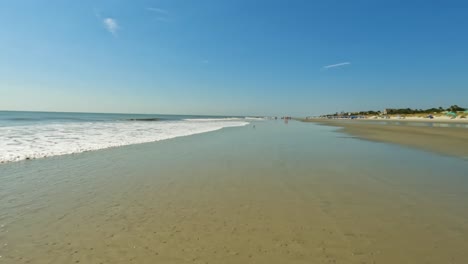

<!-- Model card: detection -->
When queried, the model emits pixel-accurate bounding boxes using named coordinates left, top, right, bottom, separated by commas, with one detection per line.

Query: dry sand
left=301, top=119, right=468, bottom=158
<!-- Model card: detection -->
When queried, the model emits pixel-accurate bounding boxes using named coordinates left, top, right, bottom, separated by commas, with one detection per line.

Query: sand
left=1, top=121, right=467, bottom=264
left=363, top=116, right=468, bottom=123
left=300, top=118, right=468, bottom=158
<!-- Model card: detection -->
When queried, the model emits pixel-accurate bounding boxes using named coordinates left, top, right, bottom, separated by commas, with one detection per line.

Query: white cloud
left=202, top=60, right=209, bottom=64
left=323, top=62, right=351, bottom=69
left=103, top=18, right=119, bottom=35
left=146, top=7, right=169, bottom=14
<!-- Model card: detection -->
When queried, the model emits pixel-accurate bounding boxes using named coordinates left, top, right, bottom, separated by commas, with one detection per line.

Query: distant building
left=383, top=108, right=395, bottom=115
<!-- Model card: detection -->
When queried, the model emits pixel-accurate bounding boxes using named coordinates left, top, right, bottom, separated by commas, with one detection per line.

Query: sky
left=1, top=0, right=467, bottom=116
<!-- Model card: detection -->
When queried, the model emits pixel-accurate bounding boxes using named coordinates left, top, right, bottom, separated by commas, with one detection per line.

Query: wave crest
left=0, top=120, right=249, bottom=163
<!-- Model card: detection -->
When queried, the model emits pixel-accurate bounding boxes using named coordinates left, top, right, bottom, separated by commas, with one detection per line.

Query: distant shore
left=299, top=118, right=468, bottom=159
left=302, top=115, right=468, bottom=123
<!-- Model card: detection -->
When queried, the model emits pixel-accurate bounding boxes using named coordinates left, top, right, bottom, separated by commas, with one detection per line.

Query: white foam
left=0, top=120, right=249, bottom=163
left=184, top=117, right=266, bottom=121
left=183, top=118, right=244, bottom=121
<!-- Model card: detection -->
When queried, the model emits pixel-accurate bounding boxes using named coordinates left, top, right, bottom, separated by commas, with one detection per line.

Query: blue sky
left=1, top=0, right=467, bottom=116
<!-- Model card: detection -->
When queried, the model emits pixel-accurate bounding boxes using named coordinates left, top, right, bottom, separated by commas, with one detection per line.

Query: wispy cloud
left=146, top=7, right=171, bottom=22
left=201, top=60, right=209, bottom=64
left=146, top=7, right=169, bottom=14
left=323, top=62, right=351, bottom=69
left=103, top=18, right=119, bottom=36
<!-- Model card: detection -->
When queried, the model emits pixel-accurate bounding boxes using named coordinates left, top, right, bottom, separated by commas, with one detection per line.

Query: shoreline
left=2, top=120, right=468, bottom=263
left=299, top=118, right=468, bottom=159
left=0, top=117, right=250, bottom=164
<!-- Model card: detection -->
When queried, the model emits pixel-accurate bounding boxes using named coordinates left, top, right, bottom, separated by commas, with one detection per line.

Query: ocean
left=0, top=111, right=258, bottom=163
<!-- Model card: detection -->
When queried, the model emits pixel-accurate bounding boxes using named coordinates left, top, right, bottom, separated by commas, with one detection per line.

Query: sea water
left=0, top=111, right=255, bottom=163
left=0, top=119, right=467, bottom=263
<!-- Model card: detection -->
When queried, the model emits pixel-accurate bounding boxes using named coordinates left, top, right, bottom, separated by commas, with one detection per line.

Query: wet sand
left=300, top=119, right=468, bottom=158
left=1, top=121, right=468, bottom=264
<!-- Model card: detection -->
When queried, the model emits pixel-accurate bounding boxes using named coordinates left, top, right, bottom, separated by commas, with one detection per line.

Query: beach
left=1, top=120, right=468, bottom=264
left=300, top=118, right=468, bottom=159
left=2, top=0, right=468, bottom=262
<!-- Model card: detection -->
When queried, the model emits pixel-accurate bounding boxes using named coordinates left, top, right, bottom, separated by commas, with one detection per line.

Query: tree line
left=325, top=105, right=466, bottom=116
left=385, top=105, right=465, bottom=115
